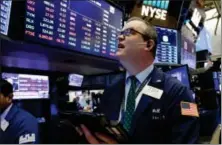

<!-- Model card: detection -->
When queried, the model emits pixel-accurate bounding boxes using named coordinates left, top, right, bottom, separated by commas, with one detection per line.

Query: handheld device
left=69, top=111, right=129, bottom=143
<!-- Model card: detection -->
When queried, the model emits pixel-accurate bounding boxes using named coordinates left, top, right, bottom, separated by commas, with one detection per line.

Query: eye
left=130, top=29, right=137, bottom=35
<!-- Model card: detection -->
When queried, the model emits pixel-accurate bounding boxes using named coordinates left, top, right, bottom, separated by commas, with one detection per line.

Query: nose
left=118, top=34, right=125, bottom=42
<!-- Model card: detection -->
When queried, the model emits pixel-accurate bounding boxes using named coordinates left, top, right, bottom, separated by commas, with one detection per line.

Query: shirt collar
left=126, top=64, right=154, bottom=84
left=0, top=104, right=13, bottom=120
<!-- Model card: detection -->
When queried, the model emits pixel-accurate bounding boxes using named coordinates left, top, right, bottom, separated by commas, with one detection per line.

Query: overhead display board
left=24, top=0, right=123, bottom=59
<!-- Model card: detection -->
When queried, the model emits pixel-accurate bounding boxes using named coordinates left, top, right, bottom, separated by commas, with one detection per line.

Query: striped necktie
left=123, top=76, right=138, bottom=132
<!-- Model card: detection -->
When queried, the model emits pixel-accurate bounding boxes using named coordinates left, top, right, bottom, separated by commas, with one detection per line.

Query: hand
left=80, top=124, right=118, bottom=144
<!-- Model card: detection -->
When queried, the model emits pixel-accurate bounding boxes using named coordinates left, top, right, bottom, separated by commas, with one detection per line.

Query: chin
left=116, top=51, right=122, bottom=58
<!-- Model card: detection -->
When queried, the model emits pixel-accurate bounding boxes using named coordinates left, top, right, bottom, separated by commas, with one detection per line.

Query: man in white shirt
left=79, top=17, right=199, bottom=144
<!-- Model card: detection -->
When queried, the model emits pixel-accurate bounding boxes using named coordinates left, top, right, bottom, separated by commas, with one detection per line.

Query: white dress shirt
left=0, top=104, right=13, bottom=120
left=118, top=64, right=154, bottom=122
left=0, top=104, right=13, bottom=131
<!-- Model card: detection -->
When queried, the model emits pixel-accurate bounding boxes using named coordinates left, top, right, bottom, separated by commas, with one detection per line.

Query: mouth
left=118, top=43, right=125, bottom=49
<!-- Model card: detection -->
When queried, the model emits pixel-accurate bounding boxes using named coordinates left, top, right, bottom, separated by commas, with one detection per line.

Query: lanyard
left=122, top=69, right=154, bottom=112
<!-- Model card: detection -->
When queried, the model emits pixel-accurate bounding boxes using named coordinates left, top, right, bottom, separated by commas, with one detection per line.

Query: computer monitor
left=2, top=73, right=49, bottom=99
left=196, top=28, right=212, bottom=53
left=166, top=65, right=191, bottom=89
left=68, top=74, right=84, bottom=87
left=155, top=26, right=178, bottom=64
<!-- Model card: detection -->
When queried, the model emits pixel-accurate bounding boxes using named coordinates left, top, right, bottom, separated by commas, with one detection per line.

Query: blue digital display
left=166, top=65, right=191, bottom=89
left=0, top=0, right=12, bottom=35
left=24, top=0, right=123, bottom=59
left=155, top=27, right=178, bottom=64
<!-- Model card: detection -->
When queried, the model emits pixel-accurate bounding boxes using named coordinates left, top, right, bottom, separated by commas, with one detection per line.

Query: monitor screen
left=0, top=0, right=12, bottom=35
left=69, top=74, right=84, bottom=87
left=24, top=0, right=123, bottom=59
left=2, top=73, right=49, bottom=99
left=166, top=65, right=191, bottom=89
left=155, top=27, right=178, bottom=64
left=181, top=35, right=196, bottom=69
left=196, top=28, right=212, bottom=53
left=68, top=89, right=104, bottom=112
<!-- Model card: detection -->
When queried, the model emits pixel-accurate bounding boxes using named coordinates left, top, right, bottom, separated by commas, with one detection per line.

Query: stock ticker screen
left=155, top=27, right=178, bottom=64
left=24, top=0, right=123, bottom=59
left=0, top=0, right=12, bottom=35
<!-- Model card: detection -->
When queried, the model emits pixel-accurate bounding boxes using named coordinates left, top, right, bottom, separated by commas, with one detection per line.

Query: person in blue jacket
left=79, top=17, right=199, bottom=144
left=0, top=79, right=39, bottom=144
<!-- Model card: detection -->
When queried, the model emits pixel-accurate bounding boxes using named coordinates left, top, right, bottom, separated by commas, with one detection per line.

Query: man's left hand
left=80, top=124, right=118, bottom=144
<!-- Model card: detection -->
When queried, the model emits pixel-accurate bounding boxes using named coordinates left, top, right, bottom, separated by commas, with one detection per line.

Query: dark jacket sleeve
left=16, top=114, right=39, bottom=144
left=166, top=79, right=199, bottom=143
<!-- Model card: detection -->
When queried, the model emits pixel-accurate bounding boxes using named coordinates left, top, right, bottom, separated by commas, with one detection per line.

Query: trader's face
left=0, top=93, right=12, bottom=109
left=116, top=20, right=147, bottom=62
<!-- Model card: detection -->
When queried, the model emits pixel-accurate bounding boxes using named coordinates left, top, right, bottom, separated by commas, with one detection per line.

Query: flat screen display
left=196, top=27, right=212, bottom=53
left=155, top=27, right=178, bottom=64
left=0, top=0, right=12, bottom=35
left=166, top=65, right=191, bottom=89
left=2, top=73, right=49, bottom=99
left=24, top=0, right=123, bottom=59
left=181, top=35, right=196, bottom=69
left=69, top=74, right=84, bottom=87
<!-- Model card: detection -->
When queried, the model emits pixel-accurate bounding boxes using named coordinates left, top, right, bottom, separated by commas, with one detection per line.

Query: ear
left=8, top=93, right=13, bottom=99
left=144, top=39, right=155, bottom=52
left=7, top=93, right=13, bottom=103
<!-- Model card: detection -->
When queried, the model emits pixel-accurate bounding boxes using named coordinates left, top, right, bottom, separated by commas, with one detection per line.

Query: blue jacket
left=100, top=67, right=199, bottom=143
left=0, top=105, right=39, bottom=144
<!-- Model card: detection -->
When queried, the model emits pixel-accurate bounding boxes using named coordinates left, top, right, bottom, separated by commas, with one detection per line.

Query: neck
left=0, top=104, right=11, bottom=114
left=121, top=59, right=153, bottom=76
left=0, top=106, right=8, bottom=114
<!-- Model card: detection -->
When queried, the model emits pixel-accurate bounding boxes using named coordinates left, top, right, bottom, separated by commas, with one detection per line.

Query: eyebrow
left=125, top=28, right=146, bottom=36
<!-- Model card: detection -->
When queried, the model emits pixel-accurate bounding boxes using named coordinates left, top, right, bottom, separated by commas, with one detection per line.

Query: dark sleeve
left=16, top=116, right=39, bottom=144
left=168, top=86, right=199, bottom=144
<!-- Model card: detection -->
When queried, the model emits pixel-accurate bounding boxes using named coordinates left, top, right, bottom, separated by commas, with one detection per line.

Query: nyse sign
left=141, top=5, right=167, bottom=20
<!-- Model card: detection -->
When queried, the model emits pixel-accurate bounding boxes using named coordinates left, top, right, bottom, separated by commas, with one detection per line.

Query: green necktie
left=123, top=76, right=138, bottom=132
